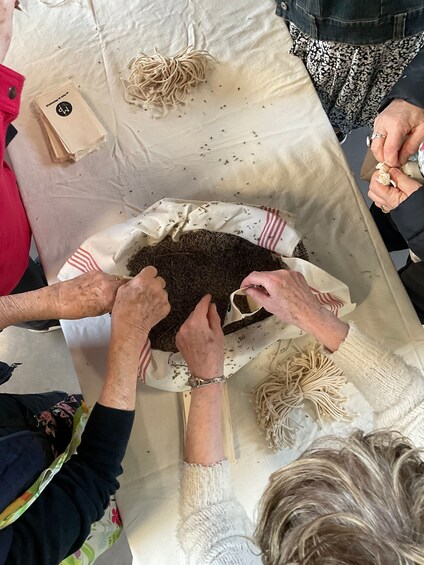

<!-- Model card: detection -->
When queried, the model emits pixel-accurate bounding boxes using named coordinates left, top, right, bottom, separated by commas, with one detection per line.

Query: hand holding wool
left=111, top=266, right=170, bottom=341
left=55, top=271, right=126, bottom=319
left=368, top=168, right=422, bottom=213
left=372, top=99, right=424, bottom=167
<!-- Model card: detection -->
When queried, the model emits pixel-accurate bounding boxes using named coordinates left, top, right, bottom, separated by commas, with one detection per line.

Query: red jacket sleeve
left=0, top=64, right=31, bottom=295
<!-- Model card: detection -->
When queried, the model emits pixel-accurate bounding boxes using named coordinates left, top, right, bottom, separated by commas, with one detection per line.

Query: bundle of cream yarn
left=123, top=46, right=213, bottom=115
left=253, top=343, right=352, bottom=451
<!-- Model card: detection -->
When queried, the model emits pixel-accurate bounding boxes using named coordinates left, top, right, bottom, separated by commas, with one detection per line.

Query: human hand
left=176, top=294, right=224, bottom=380
left=241, top=270, right=323, bottom=330
left=54, top=271, right=125, bottom=319
left=99, top=268, right=169, bottom=410
left=111, top=266, right=170, bottom=342
left=0, top=1, right=15, bottom=64
left=368, top=168, right=422, bottom=213
left=241, top=269, right=349, bottom=351
left=372, top=99, right=424, bottom=167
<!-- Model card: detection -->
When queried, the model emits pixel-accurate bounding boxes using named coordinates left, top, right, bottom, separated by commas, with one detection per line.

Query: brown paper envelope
left=35, top=81, right=107, bottom=157
left=39, top=114, right=69, bottom=162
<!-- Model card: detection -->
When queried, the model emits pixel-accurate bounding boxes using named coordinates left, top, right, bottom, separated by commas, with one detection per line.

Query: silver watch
left=187, top=375, right=226, bottom=388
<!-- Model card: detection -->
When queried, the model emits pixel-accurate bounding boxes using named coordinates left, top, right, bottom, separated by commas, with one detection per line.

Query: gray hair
left=255, top=430, right=424, bottom=564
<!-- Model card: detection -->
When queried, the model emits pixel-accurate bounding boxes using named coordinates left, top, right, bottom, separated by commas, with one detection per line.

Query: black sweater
left=0, top=403, right=134, bottom=565
left=380, top=47, right=424, bottom=112
left=384, top=47, right=424, bottom=318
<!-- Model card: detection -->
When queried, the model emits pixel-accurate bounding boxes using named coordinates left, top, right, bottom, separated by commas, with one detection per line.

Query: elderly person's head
left=255, top=430, right=424, bottom=564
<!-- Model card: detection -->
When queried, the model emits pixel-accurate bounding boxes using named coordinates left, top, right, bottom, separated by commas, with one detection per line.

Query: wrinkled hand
left=0, top=0, right=15, bottom=64
left=176, top=294, right=224, bottom=380
left=241, top=270, right=349, bottom=352
left=372, top=99, right=424, bottom=166
left=111, top=266, right=170, bottom=341
left=368, top=168, right=422, bottom=213
left=241, top=269, right=325, bottom=331
left=55, top=271, right=125, bottom=319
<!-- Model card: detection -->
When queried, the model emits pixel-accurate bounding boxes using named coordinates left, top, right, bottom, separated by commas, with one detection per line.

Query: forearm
left=0, top=285, right=59, bottom=329
left=328, top=324, right=424, bottom=445
left=301, top=307, right=349, bottom=352
left=185, top=384, right=224, bottom=466
left=98, top=325, right=145, bottom=411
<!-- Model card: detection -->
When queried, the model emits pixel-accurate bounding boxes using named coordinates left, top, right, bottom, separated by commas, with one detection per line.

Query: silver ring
left=371, top=132, right=387, bottom=140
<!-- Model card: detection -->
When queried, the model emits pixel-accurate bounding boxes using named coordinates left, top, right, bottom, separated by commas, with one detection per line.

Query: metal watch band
left=187, top=375, right=226, bottom=388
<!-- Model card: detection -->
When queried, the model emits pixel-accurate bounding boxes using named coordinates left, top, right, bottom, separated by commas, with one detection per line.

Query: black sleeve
left=399, top=261, right=424, bottom=322
left=0, top=403, right=134, bottom=565
left=379, top=47, right=424, bottom=112
left=391, top=186, right=424, bottom=261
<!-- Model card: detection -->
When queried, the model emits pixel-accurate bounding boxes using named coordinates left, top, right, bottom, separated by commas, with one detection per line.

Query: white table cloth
left=6, top=0, right=424, bottom=563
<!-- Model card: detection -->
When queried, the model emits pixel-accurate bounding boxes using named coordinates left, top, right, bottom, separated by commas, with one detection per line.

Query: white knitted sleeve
left=179, top=460, right=262, bottom=564
left=329, top=323, right=424, bottom=446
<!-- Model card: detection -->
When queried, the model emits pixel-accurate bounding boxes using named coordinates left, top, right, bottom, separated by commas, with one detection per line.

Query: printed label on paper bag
left=35, top=81, right=107, bottom=156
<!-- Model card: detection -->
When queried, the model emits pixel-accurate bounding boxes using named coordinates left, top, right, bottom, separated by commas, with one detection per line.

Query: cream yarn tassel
left=254, top=343, right=352, bottom=451
left=123, top=46, right=213, bottom=115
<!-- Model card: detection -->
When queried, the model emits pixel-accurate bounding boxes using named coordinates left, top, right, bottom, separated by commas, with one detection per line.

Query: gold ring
left=381, top=204, right=389, bottom=214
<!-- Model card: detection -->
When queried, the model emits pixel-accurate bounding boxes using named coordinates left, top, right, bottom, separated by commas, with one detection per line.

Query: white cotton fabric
left=58, top=198, right=356, bottom=391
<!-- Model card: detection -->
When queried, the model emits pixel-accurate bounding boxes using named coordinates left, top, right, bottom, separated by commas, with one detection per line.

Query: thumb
left=114, top=279, right=127, bottom=291
left=398, top=129, right=424, bottom=165
left=240, top=271, right=269, bottom=289
left=244, top=286, right=270, bottom=310
left=389, top=167, right=422, bottom=196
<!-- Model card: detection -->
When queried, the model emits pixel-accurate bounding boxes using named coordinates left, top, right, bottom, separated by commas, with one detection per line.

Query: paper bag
left=34, top=81, right=107, bottom=162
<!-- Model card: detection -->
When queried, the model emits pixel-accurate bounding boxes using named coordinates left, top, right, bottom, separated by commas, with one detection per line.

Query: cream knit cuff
left=330, top=323, right=421, bottom=411
left=181, top=460, right=231, bottom=518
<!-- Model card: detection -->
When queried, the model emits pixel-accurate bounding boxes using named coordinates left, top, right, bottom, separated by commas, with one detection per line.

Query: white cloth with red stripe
left=58, top=198, right=355, bottom=392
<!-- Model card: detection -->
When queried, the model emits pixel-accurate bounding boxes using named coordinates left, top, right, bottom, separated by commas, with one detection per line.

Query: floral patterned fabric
left=35, top=394, right=83, bottom=456
left=62, top=497, right=123, bottom=565
left=288, top=24, right=424, bottom=135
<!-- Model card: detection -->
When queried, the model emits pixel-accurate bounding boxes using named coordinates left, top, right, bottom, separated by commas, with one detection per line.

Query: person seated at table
left=367, top=48, right=424, bottom=324
left=371, top=47, right=424, bottom=169
left=0, top=0, right=58, bottom=332
left=177, top=269, right=424, bottom=564
left=0, top=268, right=170, bottom=565
left=274, top=0, right=424, bottom=144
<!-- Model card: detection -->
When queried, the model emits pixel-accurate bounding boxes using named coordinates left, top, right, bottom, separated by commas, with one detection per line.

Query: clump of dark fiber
left=127, top=230, right=287, bottom=352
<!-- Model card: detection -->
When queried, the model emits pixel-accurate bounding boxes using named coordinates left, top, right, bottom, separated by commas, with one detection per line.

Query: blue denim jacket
left=275, top=0, right=424, bottom=45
